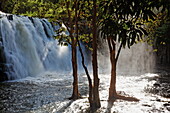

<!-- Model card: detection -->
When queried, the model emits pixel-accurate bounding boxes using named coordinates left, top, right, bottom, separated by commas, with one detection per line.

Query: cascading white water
left=0, top=15, right=43, bottom=79
left=0, top=13, right=75, bottom=80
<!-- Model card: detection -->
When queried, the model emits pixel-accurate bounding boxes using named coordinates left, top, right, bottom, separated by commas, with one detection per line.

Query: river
left=0, top=72, right=170, bottom=113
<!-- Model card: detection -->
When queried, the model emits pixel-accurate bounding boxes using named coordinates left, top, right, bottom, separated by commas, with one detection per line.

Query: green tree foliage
left=98, top=0, right=161, bottom=49
left=0, top=0, right=60, bottom=20
left=54, top=0, right=94, bottom=50
left=147, top=0, right=170, bottom=45
left=0, top=0, right=16, bottom=13
left=155, top=21, right=170, bottom=45
left=146, top=0, right=170, bottom=57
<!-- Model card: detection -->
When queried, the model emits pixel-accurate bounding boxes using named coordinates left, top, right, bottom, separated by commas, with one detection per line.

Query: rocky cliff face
left=0, top=13, right=9, bottom=81
left=0, top=35, right=8, bottom=81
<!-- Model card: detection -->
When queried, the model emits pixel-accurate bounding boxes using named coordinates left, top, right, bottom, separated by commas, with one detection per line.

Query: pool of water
left=0, top=73, right=170, bottom=113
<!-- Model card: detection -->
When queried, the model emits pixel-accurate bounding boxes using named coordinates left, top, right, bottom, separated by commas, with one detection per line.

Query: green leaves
left=99, top=16, right=119, bottom=39
left=98, top=0, right=162, bottom=49
left=0, top=0, right=60, bottom=19
left=155, top=21, right=170, bottom=45
left=2, top=0, right=168, bottom=49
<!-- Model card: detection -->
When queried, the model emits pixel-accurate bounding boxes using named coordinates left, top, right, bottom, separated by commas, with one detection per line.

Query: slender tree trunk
left=77, top=40, right=93, bottom=109
left=92, top=0, right=101, bottom=110
left=74, top=0, right=93, bottom=107
left=107, top=37, right=117, bottom=102
left=71, top=41, right=80, bottom=100
left=116, top=42, right=123, bottom=64
left=66, top=1, right=80, bottom=100
left=78, top=40, right=94, bottom=107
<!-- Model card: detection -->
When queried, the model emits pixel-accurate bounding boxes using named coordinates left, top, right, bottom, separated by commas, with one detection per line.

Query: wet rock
left=145, top=73, right=170, bottom=98
left=167, top=89, right=170, bottom=93
left=163, top=103, right=170, bottom=107
left=0, top=41, right=8, bottom=81
left=0, top=72, right=8, bottom=82
left=156, top=98, right=161, bottom=102
left=7, top=15, right=13, bottom=20
left=28, top=17, right=34, bottom=25
left=153, top=83, right=161, bottom=87
left=166, top=106, right=170, bottom=111
left=142, top=104, right=152, bottom=107
left=0, top=47, right=6, bottom=62
left=41, top=21, right=51, bottom=38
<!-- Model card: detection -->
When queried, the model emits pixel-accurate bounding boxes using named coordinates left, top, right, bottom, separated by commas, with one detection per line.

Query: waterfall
left=0, top=12, right=155, bottom=81
left=0, top=13, right=78, bottom=80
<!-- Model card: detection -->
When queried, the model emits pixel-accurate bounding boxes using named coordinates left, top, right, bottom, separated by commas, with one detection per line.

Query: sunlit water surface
left=0, top=73, right=170, bottom=113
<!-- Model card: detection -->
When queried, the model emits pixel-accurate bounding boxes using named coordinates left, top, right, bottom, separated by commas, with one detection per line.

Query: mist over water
left=98, top=41, right=156, bottom=75
left=117, top=42, right=156, bottom=75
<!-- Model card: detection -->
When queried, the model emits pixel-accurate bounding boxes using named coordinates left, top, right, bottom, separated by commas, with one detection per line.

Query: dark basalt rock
left=142, top=104, right=152, bottom=107
left=7, top=15, right=13, bottom=20
left=0, top=38, right=8, bottom=81
left=153, top=83, right=161, bottom=87
left=145, top=74, right=170, bottom=98
left=0, top=73, right=8, bottom=82
left=28, top=17, right=34, bottom=25
left=163, top=103, right=170, bottom=107
left=42, top=20, right=51, bottom=38
left=0, top=63, right=8, bottom=82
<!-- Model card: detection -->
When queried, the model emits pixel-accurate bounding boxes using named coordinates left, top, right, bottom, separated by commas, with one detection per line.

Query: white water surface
left=1, top=73, right=169, bottom=113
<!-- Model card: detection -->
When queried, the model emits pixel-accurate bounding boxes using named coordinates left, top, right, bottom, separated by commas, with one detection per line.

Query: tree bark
left=92, top=0, right=101, bottom=110
left=74, top=0, right=93, bottom=108
left=71, top=42, right=80, bottom=100
left=107, top=37, right=117, bottom=102
left=66, top=1, right=80, bottom=100
left=78, top=40, right=94, bottom=108
left=77, top=40, right=94, bottom=109
left=116, top=42, right=123, bottom=64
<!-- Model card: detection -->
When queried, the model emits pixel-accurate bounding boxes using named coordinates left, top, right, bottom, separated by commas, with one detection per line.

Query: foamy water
left=0, top=73, right=169, bottom=113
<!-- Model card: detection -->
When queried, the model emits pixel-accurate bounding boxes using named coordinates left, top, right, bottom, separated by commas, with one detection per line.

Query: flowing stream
left=0, top=12, right=170, bottom=113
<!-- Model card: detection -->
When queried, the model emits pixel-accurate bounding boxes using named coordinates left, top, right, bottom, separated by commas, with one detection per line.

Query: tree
left=61, top=0, right=80, bottom=100
left=55, top=0, right=94, bottom=101
left=99, top=0, right=162, bottom=104
left=74, top=0, right=94, bottom=111
left=72, top=0, right=101, bottom=110
left=91, top=0, right=101, bottom=110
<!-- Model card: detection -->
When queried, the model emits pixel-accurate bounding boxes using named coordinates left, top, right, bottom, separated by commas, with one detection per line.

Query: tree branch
left=115, top=41, right=123, bottom=64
